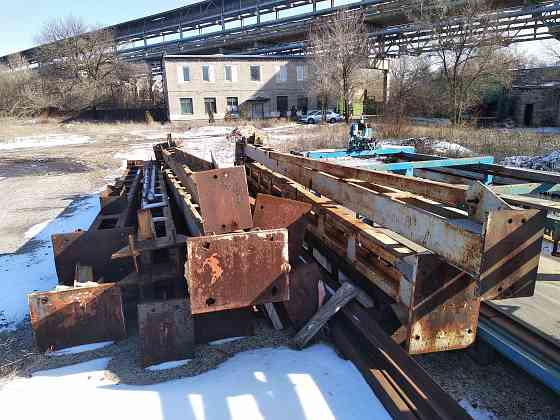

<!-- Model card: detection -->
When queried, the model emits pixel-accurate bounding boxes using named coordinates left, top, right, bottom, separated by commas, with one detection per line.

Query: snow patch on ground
left=459, top=400, right=497, bottom=420
left=0, top=345, right=389, bottom=420
left=501, top=150, right=560, bottom=171
left=0, top=194, right=100, bottom=330
left=145, top=359, right=192, bottom=371
left=23, top=220, right=53, bottom=240
left=209, top=336, right=246, bottom=345
left=431, top=141, right=472, bottom=155
left=47, top=341, right=114, bottom=357
left=0, top=134, right=93, bottom=151
left=179, top=126, right=236, bottom=167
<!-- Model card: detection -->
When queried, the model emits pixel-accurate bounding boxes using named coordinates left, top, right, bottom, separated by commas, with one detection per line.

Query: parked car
left=300, top=110, right=343, bottom=124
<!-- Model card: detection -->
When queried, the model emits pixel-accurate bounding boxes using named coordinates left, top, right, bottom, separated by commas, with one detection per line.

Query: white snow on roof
left=0, top=345, right=391, bottom=420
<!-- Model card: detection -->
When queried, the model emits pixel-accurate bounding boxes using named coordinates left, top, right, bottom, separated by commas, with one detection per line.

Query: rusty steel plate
left=186, top=229, right=290, bottom=314
left=28, top=284, right=126, bottom=352
left=194, top=307, right=254, bottom=344
left=479, top=209, right=545, bottom=300
left=282, top=260, right=324, bottom=329
left=192, top=167, right=253, bottom=234
left=253, top=193, right=312, bottom=230
left=253, top=193, right=312, bottom=260
left=52, top=228, right=135, bottom=286
left=138, top=299, right=195, bottom=368
left=406, top=254, right=479, bottom=354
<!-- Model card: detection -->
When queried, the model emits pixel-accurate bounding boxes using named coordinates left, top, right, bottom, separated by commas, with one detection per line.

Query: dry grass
left=376, top=122, right=560, bottom=160
left=271, top=123, right=348, bottom=152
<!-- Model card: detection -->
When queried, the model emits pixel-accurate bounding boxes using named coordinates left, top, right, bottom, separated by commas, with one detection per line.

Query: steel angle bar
left=299, top=146, right=415, bottom=159
left=240, top=144, right=545, bottom=299
left=246, top=162, right=480, bottom=354
left=160, top=147, right=253, bottom=234
left=356, top=156, right=495, bottom=173
left=28, top=284, right=126, bottom=352
left=185, top=229, right=290, bottom=314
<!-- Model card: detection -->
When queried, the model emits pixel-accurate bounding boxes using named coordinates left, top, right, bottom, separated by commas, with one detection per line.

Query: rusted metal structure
left=28, top=284, right=126, bottom=352
left=237, top=140, right=548, bottom=355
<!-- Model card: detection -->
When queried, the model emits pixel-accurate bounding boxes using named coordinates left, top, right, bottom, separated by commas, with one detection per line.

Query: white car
left=300, top=110, right=343, bottom=124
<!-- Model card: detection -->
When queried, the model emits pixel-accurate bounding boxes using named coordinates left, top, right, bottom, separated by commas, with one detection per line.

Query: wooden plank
left=292, top=282, right=359, bottom=349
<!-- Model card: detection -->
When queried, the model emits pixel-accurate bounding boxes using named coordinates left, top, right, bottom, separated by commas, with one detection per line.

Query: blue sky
left=0, top=1, right=197, bottom=56
left=0, top=1, right=557, bottom=62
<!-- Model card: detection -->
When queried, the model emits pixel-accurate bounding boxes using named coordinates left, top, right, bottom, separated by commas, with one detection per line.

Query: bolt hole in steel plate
left=186, top=229, right=289, bottom=314
left=192, top=167, right=253, bottom=235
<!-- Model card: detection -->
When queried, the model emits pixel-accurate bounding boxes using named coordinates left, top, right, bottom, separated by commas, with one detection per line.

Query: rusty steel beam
left=186, top=229, right=290, bottom=314
left=241, top=144, right=545, bottom=291
left=28, top=284, right=126, bottom=352
left=161, top=147, right=253, bottom=234
left=246, top=162, right=480, bottom=354
left=138, top=299, right=194, bottom=367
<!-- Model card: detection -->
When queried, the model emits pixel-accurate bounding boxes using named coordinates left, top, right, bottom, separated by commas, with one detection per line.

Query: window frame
left=181, top=66, right=190, bottom=82
left=202, top=65, right=210, bottom=82
left=225, top=65, right=233, bottom=82
left=204, top=97, right=217, bottom=114
left=250, top=65, right=261, bottom=82
left=179, top=97, right=194, bottom=115
left=297, top=65, right=305, bottom=81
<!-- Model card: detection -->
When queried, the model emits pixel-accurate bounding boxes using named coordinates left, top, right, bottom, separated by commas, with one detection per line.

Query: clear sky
left=0, top=1, right=198, bottom=56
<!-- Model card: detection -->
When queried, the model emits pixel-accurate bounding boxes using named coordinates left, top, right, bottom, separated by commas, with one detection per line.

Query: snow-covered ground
left=0, top=194, right=100, bottom=329
left=0, top=134, right=93, bottom=150
left=0, top=345, right=390, bottom=420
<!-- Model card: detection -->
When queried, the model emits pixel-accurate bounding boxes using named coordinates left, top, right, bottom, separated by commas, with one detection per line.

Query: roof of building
left=163, top=54, right=306, bottom=61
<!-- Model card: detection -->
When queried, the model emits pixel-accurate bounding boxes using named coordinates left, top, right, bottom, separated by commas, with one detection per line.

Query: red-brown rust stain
left=201, top=253, right=224, bottom=286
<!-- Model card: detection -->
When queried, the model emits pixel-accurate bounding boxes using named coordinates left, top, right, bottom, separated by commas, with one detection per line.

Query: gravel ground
left=416, top=349, right=560, bottom=420
left=1, top=119, right=559, bottom=419
left=0, top=319, right=293, bottom=387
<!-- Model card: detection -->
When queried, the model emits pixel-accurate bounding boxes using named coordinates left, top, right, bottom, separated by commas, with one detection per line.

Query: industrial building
left=163, top=54, right=326, bottom=121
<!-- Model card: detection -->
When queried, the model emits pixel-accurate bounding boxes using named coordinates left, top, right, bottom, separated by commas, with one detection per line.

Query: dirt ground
left=1, top=118, right=559, bottom=419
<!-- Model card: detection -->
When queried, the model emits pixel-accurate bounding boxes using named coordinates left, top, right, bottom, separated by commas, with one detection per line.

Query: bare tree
left=386, top=55, right=433, bottom=122
left=307, top=9, right=373, bottom=122
left=35, top=16, right=125, bottom=111
left=412, top=0, right=519, bottom=124
left=0, top=54, right=45, bottom=116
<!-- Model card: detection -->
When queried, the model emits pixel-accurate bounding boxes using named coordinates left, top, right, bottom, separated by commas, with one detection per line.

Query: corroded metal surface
left=406, top=254, right=479, bottom=354
left=138, top=299, right=195, bottom=367
left=192, top=167, right=253, bottom=234
left=480, top=209, right=545, bottom=300
left=253, top=193, right=312, bottom=260
left=52, top=228, right=135, bottom=286
left=194, top=308, right=254, bottom=344
left=186, top=229, right=290, bottom=314
left=28, top=284, right=126, bottom=352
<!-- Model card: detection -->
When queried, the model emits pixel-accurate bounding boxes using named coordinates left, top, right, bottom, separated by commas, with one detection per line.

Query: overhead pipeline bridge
left=3, top=0, right=560, bottom=69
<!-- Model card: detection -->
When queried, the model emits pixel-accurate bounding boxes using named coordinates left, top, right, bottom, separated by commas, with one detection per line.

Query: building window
left=202, top=65, right=210, bottom=81
left=181, top=66, right=190, bottom=82
left=250, top=65, right=261, bottom=81
left=317, top=95, right=328, bottom=110
left=297, top=96, right=308, bottom=112
left=297, top=65, right=305, bottom=81
left=225, top=65, right=232, bottom=81
left=180, top=98, right=193, bottom=115
left=204, top=97, right=217, bottom=114
left=227, top=97, right=239, bottom=112
left=276, top=65, right=287, bottom=82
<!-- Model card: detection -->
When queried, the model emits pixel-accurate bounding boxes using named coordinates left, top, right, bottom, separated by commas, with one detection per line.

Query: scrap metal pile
left=25, top=131, right=556, bottom=419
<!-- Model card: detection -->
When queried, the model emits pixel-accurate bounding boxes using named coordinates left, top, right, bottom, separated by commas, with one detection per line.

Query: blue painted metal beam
left=477, top=318, right=560, bottom=394
left=301, top=146, right=415, bottom=160
left=356, top=156, right=494, bottom=173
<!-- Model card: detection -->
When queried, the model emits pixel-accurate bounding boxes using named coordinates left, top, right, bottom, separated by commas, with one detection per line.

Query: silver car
left=300, top=110, right=343, bottom=124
